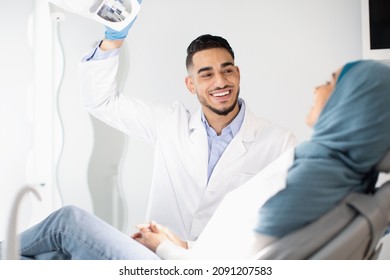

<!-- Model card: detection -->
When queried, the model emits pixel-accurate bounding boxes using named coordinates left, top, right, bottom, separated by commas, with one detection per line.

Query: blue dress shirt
left=202, top=100, right=245, bottom=181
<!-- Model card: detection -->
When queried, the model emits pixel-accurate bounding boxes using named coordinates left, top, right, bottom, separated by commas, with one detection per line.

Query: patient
left=255, top=60, right=390, bottom=239
left=1, top=60, right=389, bottom=260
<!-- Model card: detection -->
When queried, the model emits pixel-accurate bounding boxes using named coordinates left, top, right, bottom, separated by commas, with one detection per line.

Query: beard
left=198, top=88, right=240, bottom=116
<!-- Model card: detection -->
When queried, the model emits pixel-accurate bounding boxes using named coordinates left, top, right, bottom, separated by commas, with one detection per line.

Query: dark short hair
left=186, top=34, right=235, bottom=70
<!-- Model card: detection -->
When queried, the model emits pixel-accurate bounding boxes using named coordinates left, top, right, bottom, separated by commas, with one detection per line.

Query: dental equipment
left=2, top=187, right=41, bottom=260
left=48, top=0, right=141, bottom=31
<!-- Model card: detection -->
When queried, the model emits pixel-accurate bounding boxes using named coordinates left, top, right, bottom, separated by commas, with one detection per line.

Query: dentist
left=79, top=0, right=297, bottom=244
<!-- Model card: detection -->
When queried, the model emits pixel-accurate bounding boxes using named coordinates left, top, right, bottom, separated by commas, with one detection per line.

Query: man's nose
left=214, top=73, right=227, bottom=87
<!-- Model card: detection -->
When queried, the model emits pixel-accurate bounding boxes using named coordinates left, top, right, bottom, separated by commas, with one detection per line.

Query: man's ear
left=185, top=76, right=196, bottom=94
left=236, top=65, right=241, bottom=83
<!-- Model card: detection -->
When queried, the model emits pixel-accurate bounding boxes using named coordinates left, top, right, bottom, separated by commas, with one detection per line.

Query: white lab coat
left=156, top=147, right=295, bottom=259
left=79, top=55, right=297, bottom=240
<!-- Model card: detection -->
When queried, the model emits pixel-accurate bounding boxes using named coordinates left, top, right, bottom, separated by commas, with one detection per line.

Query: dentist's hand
left=104, top=0, right=143, bottom=41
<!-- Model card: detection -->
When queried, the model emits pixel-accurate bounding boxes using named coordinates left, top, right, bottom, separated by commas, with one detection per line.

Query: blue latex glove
left=104, top=0, right=142, bottom=40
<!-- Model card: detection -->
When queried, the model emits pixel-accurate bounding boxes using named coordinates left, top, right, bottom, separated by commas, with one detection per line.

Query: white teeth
left=212, top=91, right=229, bottom=97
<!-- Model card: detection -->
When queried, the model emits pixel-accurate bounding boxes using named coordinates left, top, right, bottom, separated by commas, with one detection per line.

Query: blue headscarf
left=256, top=60, right=390, bottom=237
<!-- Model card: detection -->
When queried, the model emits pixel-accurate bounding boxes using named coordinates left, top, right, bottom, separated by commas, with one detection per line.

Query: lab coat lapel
left=188, top=108, right=208, bottom=188
left=207, top=109, right=256, bottom=189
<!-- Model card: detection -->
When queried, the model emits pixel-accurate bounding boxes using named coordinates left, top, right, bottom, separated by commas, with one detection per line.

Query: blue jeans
left=2, top=205, right=160, bottom=260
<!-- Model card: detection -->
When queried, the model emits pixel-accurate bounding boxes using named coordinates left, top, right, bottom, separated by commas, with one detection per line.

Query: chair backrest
left=255, top=150, right=390, bottom=260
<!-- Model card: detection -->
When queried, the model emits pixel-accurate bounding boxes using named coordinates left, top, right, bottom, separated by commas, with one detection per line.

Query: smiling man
left=79, top=33, right=297, bottom=246
left=185, top=39, right=241, bottom=135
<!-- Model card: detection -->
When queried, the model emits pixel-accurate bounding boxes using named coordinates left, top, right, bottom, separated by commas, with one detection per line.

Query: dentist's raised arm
left=79, top=0, right=171, bottom=145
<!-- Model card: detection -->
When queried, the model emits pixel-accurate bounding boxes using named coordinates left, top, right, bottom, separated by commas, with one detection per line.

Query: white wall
left=0, top=0, right=34, bottom=241
left=0, top=0, right=364, bottom=240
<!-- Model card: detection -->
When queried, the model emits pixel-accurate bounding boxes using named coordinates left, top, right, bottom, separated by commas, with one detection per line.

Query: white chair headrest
left=376, top=150, right=390, bottom=173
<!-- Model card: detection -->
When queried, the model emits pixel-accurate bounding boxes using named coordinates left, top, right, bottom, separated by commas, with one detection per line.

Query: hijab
left=256, top=60, right=390, bottom=237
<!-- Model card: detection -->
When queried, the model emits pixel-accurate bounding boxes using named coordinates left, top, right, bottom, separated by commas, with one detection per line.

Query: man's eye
left=202, top=73, right=213, bottom=78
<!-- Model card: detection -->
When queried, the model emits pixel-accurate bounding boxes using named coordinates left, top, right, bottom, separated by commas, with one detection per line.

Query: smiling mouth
left=210, top=89, right=232, bottom=97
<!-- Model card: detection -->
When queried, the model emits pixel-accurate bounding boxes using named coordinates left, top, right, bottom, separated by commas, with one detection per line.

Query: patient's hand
left=132, top=226, right=168, bottom=252
left=132, top=221, right=188, bottom=251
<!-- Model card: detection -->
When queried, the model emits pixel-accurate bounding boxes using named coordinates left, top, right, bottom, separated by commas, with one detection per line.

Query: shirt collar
left=201, top=98, right=246, bottom=137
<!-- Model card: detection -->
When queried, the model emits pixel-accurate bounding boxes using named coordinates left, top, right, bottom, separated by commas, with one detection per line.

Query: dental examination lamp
left=48, top=0, right=141, bottom=30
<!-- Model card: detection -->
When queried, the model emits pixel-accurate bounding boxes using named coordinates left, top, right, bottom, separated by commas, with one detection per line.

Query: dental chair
left=255, top=150, right=390, bottom=260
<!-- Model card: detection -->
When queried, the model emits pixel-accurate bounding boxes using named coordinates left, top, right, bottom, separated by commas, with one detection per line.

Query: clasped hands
left=131, top=221, right=188, bottom=252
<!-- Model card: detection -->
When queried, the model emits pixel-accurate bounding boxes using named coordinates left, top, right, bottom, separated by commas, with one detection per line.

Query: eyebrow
left=197, top=62, right=235, bottom=75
